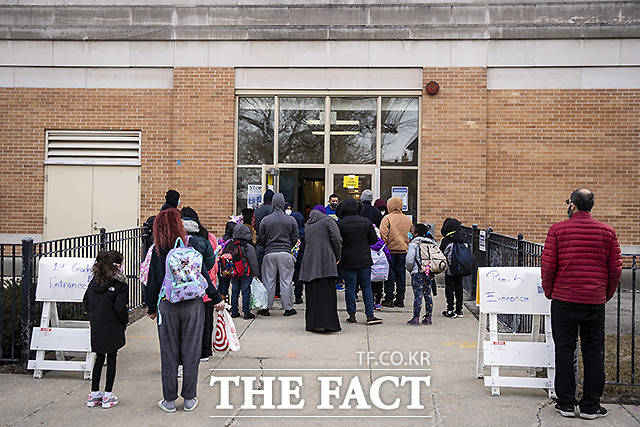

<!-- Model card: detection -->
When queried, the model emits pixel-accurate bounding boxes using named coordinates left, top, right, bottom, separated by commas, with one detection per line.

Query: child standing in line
left=405, top=224, right=437, bottom=326
left=83, top=250, right=129, bottom=409
left=370, top=227, right=391, bottom=310
left=228, top=224, right=259, bottom=319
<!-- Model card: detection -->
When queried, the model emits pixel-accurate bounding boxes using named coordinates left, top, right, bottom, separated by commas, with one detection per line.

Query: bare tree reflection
left=278, top=98, right=324, bottom=164
left=330, top=98, right=377, bottom=164
left=381, top=98, right=418, bottom=166
left=238, top=97, right=274, bottom=165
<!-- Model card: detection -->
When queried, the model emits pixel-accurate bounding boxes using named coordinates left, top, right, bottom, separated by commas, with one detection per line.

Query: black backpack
left=447, top=242, right=474, bottom=276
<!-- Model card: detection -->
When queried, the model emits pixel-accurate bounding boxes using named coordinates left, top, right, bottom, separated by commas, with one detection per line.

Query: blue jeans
left=411, top=272, right=434, bottom=318
left=230, top=275, right=252, bottom=316
left=342, top=267, right=374, bottom=318
left=218, top=275, right=230, bottom=298
left=384, top=253, right=407, bottom=302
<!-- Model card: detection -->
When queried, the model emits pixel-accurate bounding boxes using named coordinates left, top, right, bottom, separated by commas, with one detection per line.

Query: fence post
left=20, top=238, right=33, bottom=368
left=486, top=227, right=493, bottom=267
left=472, top=224, right=479, bottom=296
left=99, top=228, right=107, bottom=251
left=517, top=233, right=524, bottom=267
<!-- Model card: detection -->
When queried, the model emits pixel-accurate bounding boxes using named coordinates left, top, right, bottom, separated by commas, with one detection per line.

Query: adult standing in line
left=325, top=194, right=340, bottom=219
left=257, top=193, right=299, bottom=316
left=254, top=189, right=275, bottom=278
left=374, top=198, right=388, bottom=217
left=336, top=198, right=382, bottom=325
left=143, top=189, right=181, bottom=254
left=180, top=206, right=216, bottom=362
left=300, top=207, right=342, bottom=332
left=146, top=208, right=224, bottom=413
left=358, top=189, right=383, bottom=228
left=380, top=197, right=413, bottom=308
left=541, top=189, right=621, bottom=420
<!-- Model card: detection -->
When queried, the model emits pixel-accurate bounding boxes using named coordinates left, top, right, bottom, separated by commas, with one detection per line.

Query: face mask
left=285, top=209, right=292, bottom=215
left=177, top=198, right=180, bottom=207
left=330, top=203, right=337, bottom=209
left=407, top=232, right=413, bottom=240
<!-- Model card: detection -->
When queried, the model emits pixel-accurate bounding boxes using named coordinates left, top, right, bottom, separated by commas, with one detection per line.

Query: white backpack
left=418, top=241, right=447, bottom=275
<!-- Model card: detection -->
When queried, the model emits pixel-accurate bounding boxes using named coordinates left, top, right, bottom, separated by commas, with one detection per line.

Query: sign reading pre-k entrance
left=35, top=257, right=94, bottom=302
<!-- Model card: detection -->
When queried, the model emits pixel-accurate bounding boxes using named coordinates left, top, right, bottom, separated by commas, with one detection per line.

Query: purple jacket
left=370, top=237, right=391, bottom=262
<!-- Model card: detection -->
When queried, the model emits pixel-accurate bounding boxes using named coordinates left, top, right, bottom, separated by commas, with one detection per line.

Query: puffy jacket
left=83, top=274, right=128, bottom=354
left=337, top=198, right=378, bottom=269
left=406, top=235, right=438, bottom=274
left=541, top=211, right=622, bottom=304
left=380, top=197, right=413, bottom=253
left=233, top=224, right=259, bottom=277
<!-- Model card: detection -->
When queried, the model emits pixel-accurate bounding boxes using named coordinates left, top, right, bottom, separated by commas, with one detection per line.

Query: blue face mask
left=407, top=232, right=413, bottom=240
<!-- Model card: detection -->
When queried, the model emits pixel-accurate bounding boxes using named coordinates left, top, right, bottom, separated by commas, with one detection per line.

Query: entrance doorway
left=278, top=168, right=325, bottom=215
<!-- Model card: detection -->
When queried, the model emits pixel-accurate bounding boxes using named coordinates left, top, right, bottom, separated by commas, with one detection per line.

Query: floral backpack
left=157, top=237, right=207, bottom=324
left=139, top=244, right=154, bottom=286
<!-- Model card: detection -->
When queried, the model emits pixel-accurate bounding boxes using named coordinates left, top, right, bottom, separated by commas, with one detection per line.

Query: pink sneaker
left=87, top=392, right=103, bottom=407
left=101, top=393, right=118, bottom=409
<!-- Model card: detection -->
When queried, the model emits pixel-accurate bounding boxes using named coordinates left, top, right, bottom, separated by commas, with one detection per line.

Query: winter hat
left=263, top=189, right=275, bottom=204
left=313, top=204, right=326, bottom=214
left=361, top=189, right=374, bottom=202
left=165, top=189, right=180, bottom=208
left=374, top=198, right=386, bottom=209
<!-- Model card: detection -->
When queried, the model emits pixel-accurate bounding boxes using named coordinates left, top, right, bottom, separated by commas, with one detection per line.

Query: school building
left=0, top=1, right=638, bottom=245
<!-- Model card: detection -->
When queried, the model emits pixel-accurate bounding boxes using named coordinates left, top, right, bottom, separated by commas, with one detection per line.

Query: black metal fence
left=1, top=227, right=148, bottom=366
left=463, top=224, right=638, bottom=387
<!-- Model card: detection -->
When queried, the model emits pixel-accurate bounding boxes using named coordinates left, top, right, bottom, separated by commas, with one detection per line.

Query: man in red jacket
left=541, top=189, right=622, bottom=420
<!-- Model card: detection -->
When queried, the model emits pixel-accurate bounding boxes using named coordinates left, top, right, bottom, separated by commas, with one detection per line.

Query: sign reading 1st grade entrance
left=35, top=257, right=93, bottom=302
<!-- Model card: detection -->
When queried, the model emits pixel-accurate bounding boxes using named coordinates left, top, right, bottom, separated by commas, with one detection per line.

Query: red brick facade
left=1, top=67, right=638, bottom=244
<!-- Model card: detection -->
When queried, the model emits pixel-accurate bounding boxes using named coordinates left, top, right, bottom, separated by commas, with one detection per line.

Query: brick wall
left=487, top=89, right=640, bottom=244
left=420, top=67, right=488, bottom=231
left=0, top=67, right=235, bottom=237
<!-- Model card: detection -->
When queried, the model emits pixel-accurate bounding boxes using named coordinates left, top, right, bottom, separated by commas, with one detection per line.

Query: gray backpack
left=418, top=241, right=447, bottom=275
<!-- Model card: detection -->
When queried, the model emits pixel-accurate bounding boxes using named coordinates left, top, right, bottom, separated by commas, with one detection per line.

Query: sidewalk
left=1, top=289, right=638, bottom=427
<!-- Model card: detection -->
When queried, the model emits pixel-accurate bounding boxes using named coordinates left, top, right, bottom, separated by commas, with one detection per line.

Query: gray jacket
left=406, top=235, right=438, bottom=274
left=233, top=224, right=259, bottom=277
left=257, top=193, right=299, bottom=255
left=300, top=209, right=342, bottom=282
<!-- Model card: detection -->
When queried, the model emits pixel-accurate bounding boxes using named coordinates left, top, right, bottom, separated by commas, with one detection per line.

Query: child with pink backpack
left=370, top=227, right=391, bottom=311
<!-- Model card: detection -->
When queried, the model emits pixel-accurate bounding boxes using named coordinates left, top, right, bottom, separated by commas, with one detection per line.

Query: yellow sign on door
left=343, top=175, right=359, bottom=189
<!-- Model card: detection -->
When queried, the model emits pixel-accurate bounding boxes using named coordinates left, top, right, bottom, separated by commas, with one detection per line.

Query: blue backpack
left=447, top=242, right=474, bottom=276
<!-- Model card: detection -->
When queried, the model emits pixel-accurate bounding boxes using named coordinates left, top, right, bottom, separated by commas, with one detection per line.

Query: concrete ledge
left=0, top=2, right=638, bottom=40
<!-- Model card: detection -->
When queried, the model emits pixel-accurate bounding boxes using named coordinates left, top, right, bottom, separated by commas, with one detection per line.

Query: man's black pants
left=551, top=299, right=605, bottom=412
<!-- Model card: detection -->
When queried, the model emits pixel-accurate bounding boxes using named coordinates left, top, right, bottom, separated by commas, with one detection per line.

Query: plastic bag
left=213, top=305, right=240, bottom=353
left=249, top=277, right=269, bottom=310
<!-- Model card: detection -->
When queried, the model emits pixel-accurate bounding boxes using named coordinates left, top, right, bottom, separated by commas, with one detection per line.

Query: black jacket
left=300, top=209, right=342, bottom=282
left=83, top=274, right=128, bottom=354
left=183, top=219, right=215, bottom=271
left=439, top=218, right=466, bottom=252
left=359, top=201, right=383, bottom=228
left=337, top=199, right=378, bottom=269
left=233, top=224, right=259, bottom=277
left=146, top=244, right=222, bottom=315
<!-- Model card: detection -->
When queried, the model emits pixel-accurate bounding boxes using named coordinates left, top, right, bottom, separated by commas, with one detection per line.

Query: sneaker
left=101, top=393, right=118, bottom=409
left=346, top=314, right=356, bottom=324
left=336, top=284, right=345, bottom=291
left=294, top=297, right=303, bottom=304
left=442, top=310, right=456, bottom=318
left=275, top=295, right=280, bottom=299
left=200, top=357, right=210, bottom=362
left=87, top=392, right=103, bottom=407
left=283, top=309, right=297, bottom=316
left=394, top=300, right=405, bottom=308
left=230, top=312, right=240, bottom=318
left=184, top=398, right=198, bottom=412
left=258, top=309, right=270, bottom=316
left=422, top=316, right=432, bottom=325
left=374, top=303, right=382, bottom=311
left=366, top=316, right=383, bottom=325
left=579, top=406, right=607, bottom=420
left=455, top=311, right=464, bottom=318
left=554, top=403, right=576, bottom=418
left=243, top=312, right=256, bottom=320
left=407, top=316, right=420, bottom=326
left=382, top=300, right=395, bottom=308
left=158, top=399, right=176, bottom=413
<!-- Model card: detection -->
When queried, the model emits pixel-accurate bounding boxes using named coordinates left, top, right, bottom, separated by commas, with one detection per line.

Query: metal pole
left=20, top=238, right=33, bottom=368
left=517, top=233, right=524, bottom=267
left=99, top=228, right=107, bottom=251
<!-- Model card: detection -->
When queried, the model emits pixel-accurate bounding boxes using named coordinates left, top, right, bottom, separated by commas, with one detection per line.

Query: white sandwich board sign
left=475, top=267, right=555, bottom=398
left=28, top=257, right=95, bottom=379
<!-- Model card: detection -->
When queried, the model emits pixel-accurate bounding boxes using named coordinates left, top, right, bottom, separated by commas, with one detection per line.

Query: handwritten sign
left=35, top=257, right=94, bottom=302
left=478, top=267, right=549, bottom=315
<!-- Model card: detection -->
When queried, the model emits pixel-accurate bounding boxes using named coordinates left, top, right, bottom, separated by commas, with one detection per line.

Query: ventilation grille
left=46, top=130, right=141, bottom=165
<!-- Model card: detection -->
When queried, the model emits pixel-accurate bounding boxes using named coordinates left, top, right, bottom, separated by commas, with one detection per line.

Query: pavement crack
left=8, top=379, right=85, bottom=426
left=536, top=399, right=552, bottom=426
left=622, top=404, right=640, bottom=424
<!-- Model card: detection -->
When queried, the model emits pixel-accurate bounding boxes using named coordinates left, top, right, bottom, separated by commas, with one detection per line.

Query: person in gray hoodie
left=257, top=193, right=299, bottom=316
left=405, top=223, right=437, bottom=326
left=230, top=224, right=259, bottom=320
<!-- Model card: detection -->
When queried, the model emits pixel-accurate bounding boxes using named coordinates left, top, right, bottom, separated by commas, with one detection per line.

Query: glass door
left=328, top=166, right=377, bottom=203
